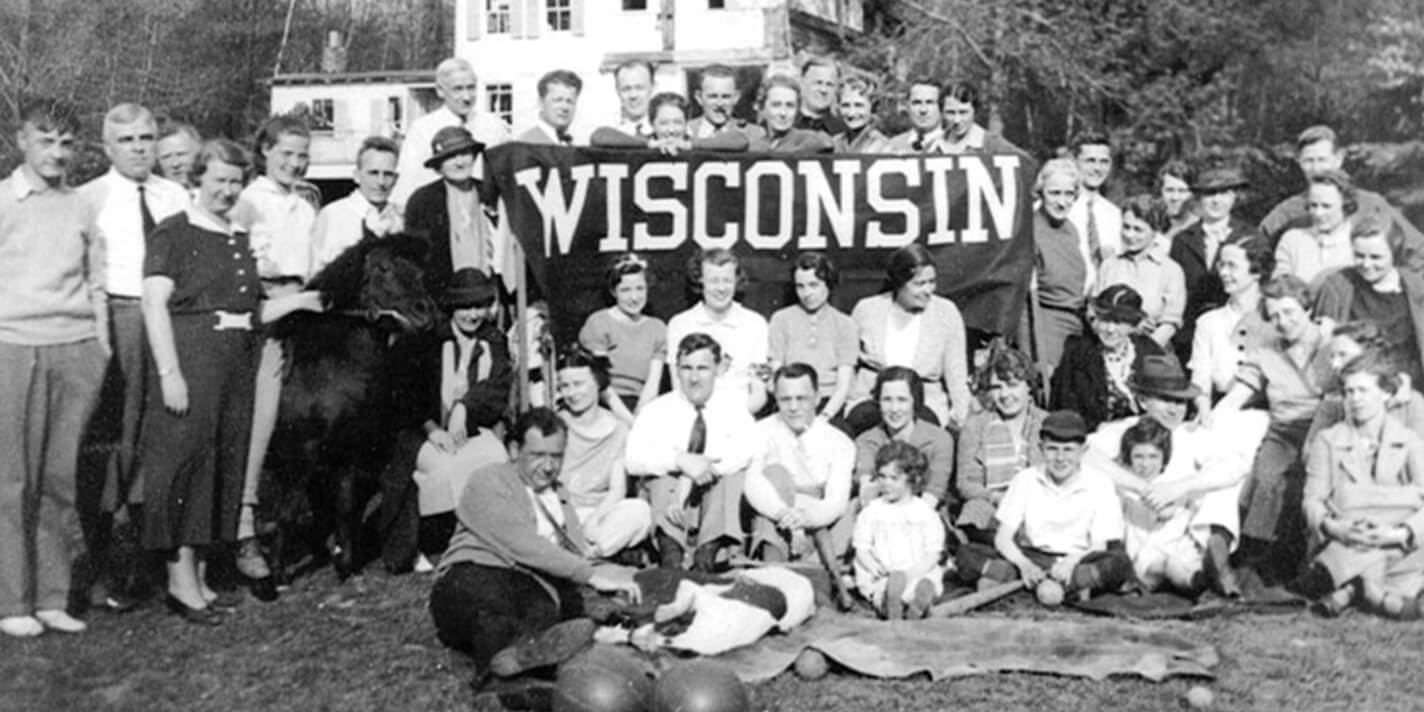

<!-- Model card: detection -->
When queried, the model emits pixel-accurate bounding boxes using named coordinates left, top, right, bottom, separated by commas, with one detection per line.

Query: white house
left=269, top=1, right=862, bottom=187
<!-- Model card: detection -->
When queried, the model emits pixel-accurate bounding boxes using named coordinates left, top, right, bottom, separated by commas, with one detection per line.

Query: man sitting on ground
left=743, top=363, right=856, bottom=608
left=625, top=333, right=759, bottom=573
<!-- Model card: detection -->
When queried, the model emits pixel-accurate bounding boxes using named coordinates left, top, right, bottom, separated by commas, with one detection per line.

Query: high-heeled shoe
left=165, top=594, right=223, bottom=626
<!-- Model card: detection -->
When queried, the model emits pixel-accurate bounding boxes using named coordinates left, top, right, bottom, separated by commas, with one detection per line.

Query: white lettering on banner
left=962, top=155, right=1021, bottom=245
left=693, top=161, right=741, bottom=249
left=744, top=161, right=795, bottom=250
left=798, top=159, right=860, bottom=249
left=597, top=163, right=629, bottom=252
left=632, top=161, right=687, bottom=250
left=865, top=158, right=920, bottom=249
left=923, top=156, right=957, bottom=245
left=514, top=155, right=1021, bottom=256
left=514, top=164, right=596, bottom=256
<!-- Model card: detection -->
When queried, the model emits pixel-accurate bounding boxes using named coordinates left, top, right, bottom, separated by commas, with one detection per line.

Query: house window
left=487, top=0, right=512, bottom=34
left=623, top=0, right=647, bottom=9
left=310, top=98, right=335, bottom=131
left=708, top=0, right=724, bottom=8
left=487, top=83, right=514, bottom=125
left=387, top=97, right=403, bottom=131
left=547, top=0, right=572, bottom=31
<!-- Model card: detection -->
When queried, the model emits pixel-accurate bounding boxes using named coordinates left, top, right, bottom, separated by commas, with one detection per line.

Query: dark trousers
left=956, top=542, right=1134, bottom=594
left=429, top=562, right=585, bottom=672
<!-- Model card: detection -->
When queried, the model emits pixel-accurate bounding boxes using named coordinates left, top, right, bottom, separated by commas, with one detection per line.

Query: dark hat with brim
left=442, top=267, right=497, bottom=308
left=1193, top=166, right=1248, bottom=193
left=424, top=126, right=485, bottom=169
left=1091, top=283, right=1147, bottom=325
left=1129, top=354, right=1202, bottom=401
left=1041, top=410, right=1089, bottom=442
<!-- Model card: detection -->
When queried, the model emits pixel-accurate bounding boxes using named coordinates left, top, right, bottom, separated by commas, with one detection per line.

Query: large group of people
left=5, top=51, right=1424, bottom=707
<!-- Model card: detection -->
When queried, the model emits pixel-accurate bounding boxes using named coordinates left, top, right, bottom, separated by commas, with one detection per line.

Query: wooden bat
left=931, top=580, right=1026, bottom=617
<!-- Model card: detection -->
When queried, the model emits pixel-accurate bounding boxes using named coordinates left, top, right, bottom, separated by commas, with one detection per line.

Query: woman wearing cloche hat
left=1050, top=284, right=1167, bottom=431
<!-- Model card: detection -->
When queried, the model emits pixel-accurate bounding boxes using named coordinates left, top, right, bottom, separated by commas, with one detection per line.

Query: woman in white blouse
left=847, top=244, right=971, bottom=431
left=1273, top=170, right=1357, bottom=284
left=1189, top=232, right=1276, bottom=415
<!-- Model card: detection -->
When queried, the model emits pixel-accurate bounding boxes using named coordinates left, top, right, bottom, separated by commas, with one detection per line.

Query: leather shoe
left=248, top=577, right=279, bottom=603
left=207, top=589, right=244, bottom=611
left=165, top=595, right=223, bottom=626
left=489, top=618, right=595, bottom=677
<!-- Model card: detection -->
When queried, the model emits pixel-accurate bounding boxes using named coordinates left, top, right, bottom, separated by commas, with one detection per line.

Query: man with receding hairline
left=79, top=103, right=190, bottom=611
left=392, top=57, right=512, bottom=206
left=612, top=60, right=654, bottom=137
left=795, top=57, right=846, bottom=136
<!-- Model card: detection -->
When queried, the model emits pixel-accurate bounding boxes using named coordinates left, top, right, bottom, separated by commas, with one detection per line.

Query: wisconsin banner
left=483, top=144, right=1035, bottom=345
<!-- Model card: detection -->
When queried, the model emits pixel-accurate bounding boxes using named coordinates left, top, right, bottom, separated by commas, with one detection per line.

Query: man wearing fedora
left=1259, top=125, right=1424, bottom=257
left=954, top=410, right=1134, bottom=602
left=1169, top=163, right=1257, bottom=366
left=405, top=126, right=490, bottom=301
left=1085, top=354, right=1267, bottom=597
left=310, top=136, right=404, bottom=274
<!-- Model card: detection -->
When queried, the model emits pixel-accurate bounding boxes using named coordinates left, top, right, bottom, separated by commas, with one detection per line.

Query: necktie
left=138, top=184, right=156, bottom=238
left=557, top=132, right=572, bottom=146
left=1085, top=194, right=1103, bottom=266
left=687, top=406, right=706, bottom=455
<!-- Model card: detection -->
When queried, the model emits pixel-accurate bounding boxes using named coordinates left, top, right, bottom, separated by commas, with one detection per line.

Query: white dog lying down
left=595, top=566, right=816, bottom=656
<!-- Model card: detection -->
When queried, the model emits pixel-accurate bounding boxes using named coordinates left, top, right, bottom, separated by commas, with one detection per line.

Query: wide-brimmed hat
left=442, top=267, right=497, bottom=308
left=1193, top=166, right=1247, bottom=193
left=424, top=126, right=485, bottom=169
left=1091, top=284, right=1146, bottom=325
left=1041, top=410, right=1088, bottom=443
left=1129, top=354, right=1202, bottom=401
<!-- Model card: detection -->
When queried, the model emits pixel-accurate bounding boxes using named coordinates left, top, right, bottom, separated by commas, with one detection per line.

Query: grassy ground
left=3, top=568, right=1422, bottom=712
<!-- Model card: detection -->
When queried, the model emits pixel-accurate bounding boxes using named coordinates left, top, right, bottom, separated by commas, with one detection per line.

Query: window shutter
left=467, top=0, right=483, bottom=39
left=370, top=98, right=386, bottom=135
left=333, top=99, right=350, bottom=135
left=525, top=0, right=542, bottom=38
left=572, top=0, right=585, bottom=35
left=510, top=0, right=525, bottom=38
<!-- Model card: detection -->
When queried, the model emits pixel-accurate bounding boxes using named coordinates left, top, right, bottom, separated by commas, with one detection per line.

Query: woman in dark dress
left=1051, top=284, right=1165, bottom=431
left=139, top=139, right=323, bottom=623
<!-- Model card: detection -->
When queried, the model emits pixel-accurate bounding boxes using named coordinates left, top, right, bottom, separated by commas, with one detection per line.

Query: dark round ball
left=554, top=647, right=653, bottom=712
left=652, top=661, right=750, bottom=712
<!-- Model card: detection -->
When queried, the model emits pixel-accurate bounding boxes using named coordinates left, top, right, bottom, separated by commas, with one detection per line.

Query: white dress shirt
left=392, top=105, right=513, bottom=206
left=81, top=169, right=190, bottom=297
left=743, top=416, right=854, bottom=529
left=310, top=189, right=404, bottom=274
left=623, top=388, right=757, bottom=479
left=1067, top=191, right=1123, bottom=291
left=232, top=176, right=318, bottom=281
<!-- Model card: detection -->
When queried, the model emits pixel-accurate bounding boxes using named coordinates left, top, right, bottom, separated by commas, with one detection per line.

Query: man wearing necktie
left=1067, top=131, right=1122, bottom=287
left=77, top=103, right=190, bottom=612
left=625, top=334, right=759, bottom=572
left=888, top=80, right=944, bottom=154
left=516, top=70, right=583, bottom=146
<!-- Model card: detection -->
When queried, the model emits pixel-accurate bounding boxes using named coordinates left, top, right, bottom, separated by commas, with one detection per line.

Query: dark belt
left=108, top=294, right=142, bottom=303
left=261, top=276, right=304, bottom=288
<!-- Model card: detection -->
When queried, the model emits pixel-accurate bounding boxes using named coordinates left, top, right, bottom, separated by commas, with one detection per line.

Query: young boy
left=852, top=441, right=946, bottom=620
left=977, top=410, right=1133, bottom=602
left=1116, top=417, right=1238, bottom=595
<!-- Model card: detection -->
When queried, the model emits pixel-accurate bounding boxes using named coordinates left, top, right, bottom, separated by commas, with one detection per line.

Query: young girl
left=590, top=92, right=748, bottom=154
left=1095, top=195, right=1186, bottom=348
left=1116, top=417, right=1237, bottom=595
left=853, top=441, right=945, bottom=620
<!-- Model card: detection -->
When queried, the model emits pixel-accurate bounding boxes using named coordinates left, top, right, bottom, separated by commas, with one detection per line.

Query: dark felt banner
left=482, top=143, right=1035, bottom=346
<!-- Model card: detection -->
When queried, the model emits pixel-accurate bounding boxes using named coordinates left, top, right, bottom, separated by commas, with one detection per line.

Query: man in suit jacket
left=1169, top=166, right=1256, bottom=366
left=687, top=64, right=750, bottom=140
left=517, top=70, right=583, bottom=146
left=887, top=79, right=944, bottom=153
left=405, top=126, right=489, bottom=299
